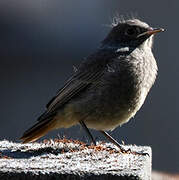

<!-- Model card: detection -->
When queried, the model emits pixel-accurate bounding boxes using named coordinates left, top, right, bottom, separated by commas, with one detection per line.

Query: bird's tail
left=20, top=118, right=57, bottom=143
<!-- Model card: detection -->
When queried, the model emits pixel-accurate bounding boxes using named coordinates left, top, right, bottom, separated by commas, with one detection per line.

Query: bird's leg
left=99, top=130, right=126, bottom=152
left=79, top=120, right=96, bottom=146
left=100, top=130, right=148, bottom=155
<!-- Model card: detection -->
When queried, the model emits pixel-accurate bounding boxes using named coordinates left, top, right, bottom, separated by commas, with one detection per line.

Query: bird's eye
left=125, top=27, right=140, bottom=37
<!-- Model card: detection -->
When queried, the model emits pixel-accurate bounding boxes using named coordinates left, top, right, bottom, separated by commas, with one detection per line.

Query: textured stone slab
left=0, top=139, right=151, bottom=180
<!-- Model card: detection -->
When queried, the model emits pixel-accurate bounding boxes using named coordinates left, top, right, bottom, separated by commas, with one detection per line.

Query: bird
left=20, top=17, right=164, bottom=152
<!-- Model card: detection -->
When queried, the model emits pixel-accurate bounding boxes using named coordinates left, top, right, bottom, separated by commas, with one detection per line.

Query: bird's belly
left=82, top=87, right=149, bottom=131
left=84, top=109, right=135, bottom=131
left=59, top=85, right=148, bottom=131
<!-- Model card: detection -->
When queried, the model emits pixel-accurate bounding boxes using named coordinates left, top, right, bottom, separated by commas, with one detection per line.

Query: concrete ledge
left=0, top=139, right=151, bottom=180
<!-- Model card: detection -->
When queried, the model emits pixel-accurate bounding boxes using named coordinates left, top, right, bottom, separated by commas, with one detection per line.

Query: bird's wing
left=37, top=54, right=110, bottom=122
left=47, top=68, right=104, bottom=111
left=37, top=48, right=128, bottom=122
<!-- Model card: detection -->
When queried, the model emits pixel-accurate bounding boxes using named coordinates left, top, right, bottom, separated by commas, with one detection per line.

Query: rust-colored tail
left=20, top=118, right=56, bottom=143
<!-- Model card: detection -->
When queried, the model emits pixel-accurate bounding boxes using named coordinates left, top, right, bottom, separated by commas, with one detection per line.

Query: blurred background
left=0, top=0, right=177, bottom=173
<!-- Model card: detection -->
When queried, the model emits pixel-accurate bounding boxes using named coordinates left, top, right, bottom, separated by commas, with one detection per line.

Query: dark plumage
left=20, top=18, right=164, bottom=147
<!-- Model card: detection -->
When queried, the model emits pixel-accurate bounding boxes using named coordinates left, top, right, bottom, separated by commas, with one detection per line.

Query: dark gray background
left=0, top=0, right=177, bottom=173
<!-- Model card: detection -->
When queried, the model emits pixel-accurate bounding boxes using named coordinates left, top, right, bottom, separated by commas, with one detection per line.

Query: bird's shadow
left=0, top=146, right=69, bottom=159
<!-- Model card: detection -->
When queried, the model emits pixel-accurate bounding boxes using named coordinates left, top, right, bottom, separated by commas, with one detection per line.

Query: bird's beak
left=146, top=28, right=165, bottom=35
left=137, top=28, right=164, bottom=38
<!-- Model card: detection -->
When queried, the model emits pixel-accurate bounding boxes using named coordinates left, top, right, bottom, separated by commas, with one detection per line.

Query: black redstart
left=20, top=17, right=164, bottom=152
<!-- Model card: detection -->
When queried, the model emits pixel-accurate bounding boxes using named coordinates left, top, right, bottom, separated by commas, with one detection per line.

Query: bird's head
left=101, top=18, right=164, bottom=51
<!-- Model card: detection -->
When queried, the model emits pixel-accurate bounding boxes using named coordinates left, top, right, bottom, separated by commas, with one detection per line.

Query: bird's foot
left=119, top=147, right=149, bottom=156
